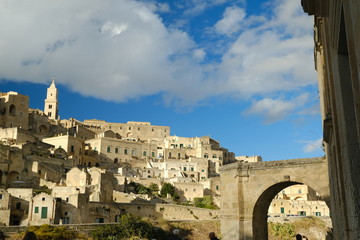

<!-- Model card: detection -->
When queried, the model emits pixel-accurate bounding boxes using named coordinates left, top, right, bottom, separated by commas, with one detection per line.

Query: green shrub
left=91, top=214, right=167, bottom=240
left=268, top=222, right=295, bottom=240
left=26, top=224, right=77, bottom=240
left=193, top=196, right=218, bottom=209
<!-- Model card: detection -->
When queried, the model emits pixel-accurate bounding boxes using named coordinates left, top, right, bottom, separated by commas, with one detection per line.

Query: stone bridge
left=219, top=157, right=330, bottom=240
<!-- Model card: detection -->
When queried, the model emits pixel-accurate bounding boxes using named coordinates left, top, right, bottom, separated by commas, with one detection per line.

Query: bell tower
left=44, top=76, right=59, bottom=120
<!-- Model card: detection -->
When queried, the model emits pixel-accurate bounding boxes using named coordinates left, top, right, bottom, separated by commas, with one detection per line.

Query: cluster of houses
left=0, top=80, right=328, bottom=226
left=0, top=81, right=244, bottom=226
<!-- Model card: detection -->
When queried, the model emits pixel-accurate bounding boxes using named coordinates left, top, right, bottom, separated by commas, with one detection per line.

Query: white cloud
left=100, top=22, right=128, bottom=36
left=193, top=48, right=206, bottom=61
left=303, top=138, right=323, bottom=153
left=244, top=93, right=309, bottom=124
left=214, top=6, right=245, bottom=35
left=0, top=0, right=317, bottom=112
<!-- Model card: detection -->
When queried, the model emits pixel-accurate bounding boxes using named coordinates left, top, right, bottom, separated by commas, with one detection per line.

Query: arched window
left=9, top=104, right=16, bottom=116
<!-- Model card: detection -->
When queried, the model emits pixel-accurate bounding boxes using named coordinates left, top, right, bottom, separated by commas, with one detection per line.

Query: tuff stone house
left=0, top=91, right=29, bottom=130
left=268, top=185, right=330, bottom=217
left=0, top=189, right=10, bottom=226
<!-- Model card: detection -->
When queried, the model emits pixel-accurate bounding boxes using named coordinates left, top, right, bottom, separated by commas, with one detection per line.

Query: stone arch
left=252, top=181, right=330, bottom=239
left=38, top=125, right=48, bottom=135
left=9, top=104, right=16, bottom=116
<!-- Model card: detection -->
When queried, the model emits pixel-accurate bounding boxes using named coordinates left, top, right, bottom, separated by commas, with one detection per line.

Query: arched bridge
left=219, top=157, right=330, bottom=240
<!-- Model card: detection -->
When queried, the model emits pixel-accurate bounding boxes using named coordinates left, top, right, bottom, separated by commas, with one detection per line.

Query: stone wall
left=118, top=203, right=219, bottom=221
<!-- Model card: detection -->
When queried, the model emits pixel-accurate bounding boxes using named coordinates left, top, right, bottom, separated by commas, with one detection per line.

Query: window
left=0, top=194, right=2, bottom=199
left=190, top=167, right=194, bottom=171
left=219, top=157, right=223, bottom=160
left=169, top=152, right=172, bottom=158
left=152, top=128, right=154, bottom=131
left=204, top=154, right=208, bottom=158
left=216, top=185, right=219, bottom=190
left=152, top=152, right=155, bottom=157
left=115, top=148, right=119, bottom=154
left=138, top=127, right=140, bottom=130
left=315, top=212, right=321, bottom=216
left=212, top=155, right=217, bottom=158
left=66, top=197, right=69, bottom=202
left=70, top=145, right=75, bottom=153
left=129, top=127, right=131, bottom=130
left=298, top=190, right=302, bottom=194
left=124, top=149, right=128, bottom=155
left=178, top=153, right=181, bottom=158
left=48, top=112, right=52, bottom=117
left=131, top=149, right=136, bottom=156
left=107, top=146, right=111, bottom=153
left=34, top=207, right=39, bottom=213
left=49, top=104, right=52, bottom=109
left=280, top=207, right=285, bottom=214
left=42, top=197, right=45, bottom=201
left=95, top=218, right=104, bottom=223
left=143, top=151, right=147, bottom=156
left=183, top=167, right=187, bottom=171
left=41, top=207, right=48, bottom=219
left=63, top=217, right=70, bottom=224
left=201, top=169, right=204, bottom=172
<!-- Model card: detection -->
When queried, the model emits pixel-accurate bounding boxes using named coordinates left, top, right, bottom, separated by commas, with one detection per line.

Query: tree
left=149, top=183, right=159, bottom=194
left=160, top=182, right=175, bottom=198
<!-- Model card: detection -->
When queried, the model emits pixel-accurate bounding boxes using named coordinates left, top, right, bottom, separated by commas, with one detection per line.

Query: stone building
left=268, top=185, right=330, bottom=217
left=302, top=0, right=360, bottom=238
left=28, top=192, right=59, bottom=225
left=42, top=135, right=85, bottom=167
left=6, top=188, right=33, bottom=225
left=173, top=182, right=204, bottom=202
left=0, top=91, right=29, bottom=130
left=61, top=119, right=170, bottom=141
left=85, top=136, right=157, bottom=164
left=0, top=189, right=11, bottom=226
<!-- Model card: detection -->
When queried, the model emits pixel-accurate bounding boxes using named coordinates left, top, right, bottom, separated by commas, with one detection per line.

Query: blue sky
left=0, top=0, right=324, bottom=160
